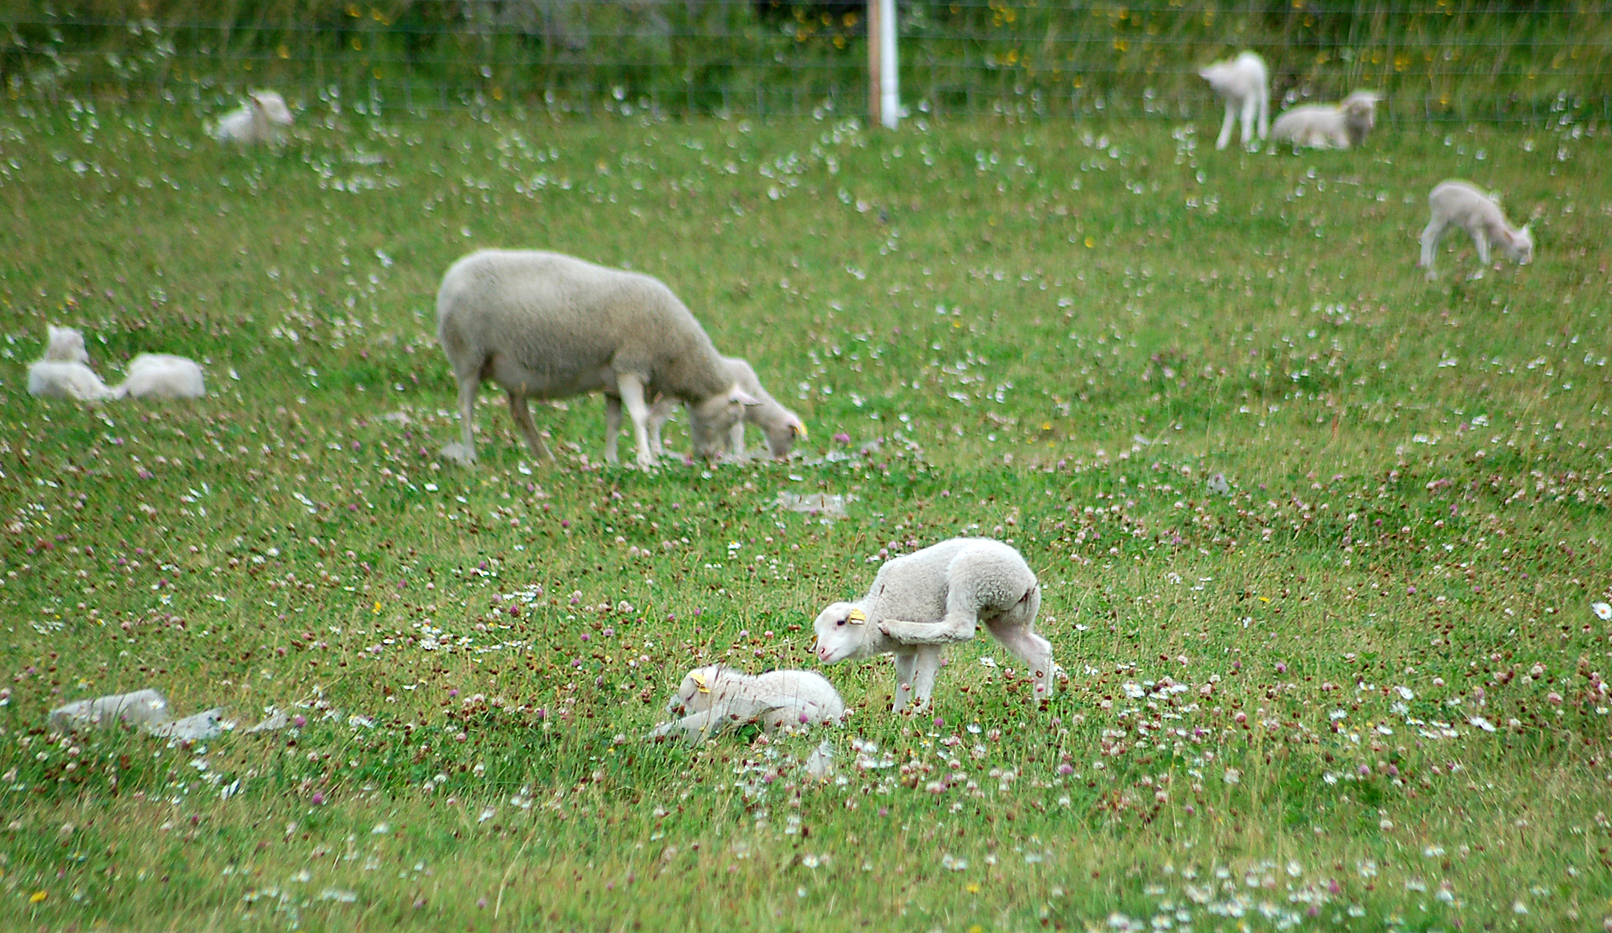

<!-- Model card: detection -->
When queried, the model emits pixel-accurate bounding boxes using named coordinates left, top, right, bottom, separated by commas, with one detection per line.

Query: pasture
left=2, top=96, right=1611, bottom=931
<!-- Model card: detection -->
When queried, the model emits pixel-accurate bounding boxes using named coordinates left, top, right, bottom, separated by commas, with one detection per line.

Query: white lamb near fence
left=435, top=249, right=755, bottom=469
left=26, top=325, right=114, bottom=401
left=1200, top=51, right=1269, bottom=150
left=116, top=353, right=207, bottom=400
left=812, top=537, right=1054, bottom=711
left=648, top=665, right=846, bottom=743
left=211, top=90, right=295, bottom=146
left=1418, top=181, right=1534, bottom=280
left=635, top=356, right=806, bottom=461
left=1271, top=91, right=1381, bottom=149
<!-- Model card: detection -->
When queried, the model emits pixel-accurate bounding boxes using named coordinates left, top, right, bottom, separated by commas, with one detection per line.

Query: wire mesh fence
left=4, top=2, right=1610, bottom=123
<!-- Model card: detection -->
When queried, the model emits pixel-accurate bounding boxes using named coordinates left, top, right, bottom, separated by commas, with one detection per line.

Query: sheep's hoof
left=439, top=442, right=477, bottom=467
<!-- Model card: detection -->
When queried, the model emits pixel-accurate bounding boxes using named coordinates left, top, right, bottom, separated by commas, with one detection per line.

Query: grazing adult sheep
left=648, top=665, right=846, bottom=743
left=435, top=249, right=754, bottom=469
left=1418, top=181, right=1534, bottom=279
left=116, top=353, right=207, bottom=400
left=1271, top=91, right=1381, bottom=149
left=633, top=356, right=806, bottom=462
left=813, top=538, right=1054, bottom=711
left=211, top=90, right=295, bottom=146
left=1200, top=51, right=1269, bottom=150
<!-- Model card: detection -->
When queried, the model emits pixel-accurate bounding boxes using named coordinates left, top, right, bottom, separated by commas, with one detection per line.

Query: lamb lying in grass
left=648, top=665, right=845, bottom=742
left=435, top=249, right=756, bottom=469
left=1200, top=51, right=1269, bottom=150
left=1271, top=91, right=1381, bottom=149
left=212, top=90, right=295, bottom=146
left=1418, top=181, right=1534, bottom=279
left=813, top=537, right=1053, bottom=711
left=629, top=356, right=806, bottom=461
left=26, top=325, right=115, bottom=401
left=116, top=353, right=207, bottom=400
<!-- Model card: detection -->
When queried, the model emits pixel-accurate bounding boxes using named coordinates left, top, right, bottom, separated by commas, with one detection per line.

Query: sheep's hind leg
left=604, top=395, right=623, bottom=464
left=1418, top=219, right=1447, bottom=278
left=507, top=392, right=554, bottom=462
left=1215, top=102, right=1237, bottom=150
left=440, top=375, right=481, bottom=466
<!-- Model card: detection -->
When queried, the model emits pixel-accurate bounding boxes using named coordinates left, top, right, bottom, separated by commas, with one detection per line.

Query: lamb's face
left=762, top=418, right=806, bottom=460
left=251, top=92, right=295, bottom=126
left=1506, top=226, right=1535, bottom=264
left=45, top=326, right=90, bottom=365
left=668, top=666, right=720, bottom=714
left=813, top=602, right=870, bottom=663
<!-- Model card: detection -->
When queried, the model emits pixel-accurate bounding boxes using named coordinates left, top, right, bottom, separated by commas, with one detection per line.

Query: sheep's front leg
left=507, top=392, right=554, bottom=462
left=648, top=708, right=724, bottom=743
left=1215, top=101, right=1237, bottom=150
left=892, top=650, right=918, bottom=710
left=603, top=394, right=623, bottom=464
left=909, top=646, right=943, bottom=710
left=1418, top=220, right=1447, bottom=277
left=440, top=376, right=481, bottom=465
left=614, top=373, right=657, bottom=469
left=728, top=420, right=749, bottom=461
left=1238, top=94, right=1260, bottom=146
left=1473, top=228, right=1492, bottom=267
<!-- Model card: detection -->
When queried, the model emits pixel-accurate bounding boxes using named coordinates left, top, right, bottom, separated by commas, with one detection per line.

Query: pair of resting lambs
left=649, top=538, right=1056, bottom=742
left=25, top=326, right=206, bottom=402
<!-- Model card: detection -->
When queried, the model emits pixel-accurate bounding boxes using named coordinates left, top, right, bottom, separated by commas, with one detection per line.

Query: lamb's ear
left=691, top=672, right=710, bottom=694
left=733, top=388, right=761, bottom=407
left=847, top=608, right=867, bottom=625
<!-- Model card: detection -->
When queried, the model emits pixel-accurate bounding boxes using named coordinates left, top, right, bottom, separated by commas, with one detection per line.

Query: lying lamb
left=813, top=537, right=1054, bottom=711
left=1271, top=91, right=1381, bottom=149
left=435, top=249, right=756, bottom=469
left=1200, top=51, right=1269, bottom=150
left=116, top=353, right=207, bottom=400
left=1418, top=181, right=1534, bottom=279
left=26, top=325, right=114, bottom=401
left=648, top=665, right=846, bottom=743
left=211, top=90, right=295, bottom=146
left=632, top=355, right=806, bottom=461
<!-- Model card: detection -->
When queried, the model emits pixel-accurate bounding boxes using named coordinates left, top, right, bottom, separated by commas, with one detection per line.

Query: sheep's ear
left=847, top=608, right=867, bottom=625
left=691, top=673, right=710, bottom=694
left=733, top=388, right=761, bottom=407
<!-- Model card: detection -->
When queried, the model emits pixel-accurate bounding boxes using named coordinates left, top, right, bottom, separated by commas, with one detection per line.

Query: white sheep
left=435, top=249, right=754, bottom=469
left=116, top=353, right=207, bottom=400
left=43, top=325, right=91, bottom=364
left=1200, top=51, right=1269, bottom=150
left=632, top=356, right=806, bottom=462
left=1271, top=91, right=1381, bottom=149
left=813, top=537, right=1054, bottom=711
left=648, top=665, right=846, bottom=743
left=211, top=90, right=295, bottom=146
left=1418, top=181, right=1534, bottom=279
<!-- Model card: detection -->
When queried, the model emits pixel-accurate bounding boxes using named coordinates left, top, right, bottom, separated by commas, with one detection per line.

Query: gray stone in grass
left=49, top=689, right=173, bottom=733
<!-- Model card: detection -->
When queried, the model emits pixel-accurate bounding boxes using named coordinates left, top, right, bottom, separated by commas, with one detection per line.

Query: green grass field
left=2, top=97, right=1611, bottom=931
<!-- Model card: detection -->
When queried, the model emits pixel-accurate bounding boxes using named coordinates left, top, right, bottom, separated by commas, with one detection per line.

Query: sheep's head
left=762, top=414, right=807, bottom=460
left=1505, top=225, right=1535, bottom=265
left=687, top=384, right=757, bottom=460
left=668, top=665, right=723, bottom=715
left=250, top=91, right=295, bottom=127
left=44, top=325, right=89, bottom=365
left=813, top=603, right=873, bottom=664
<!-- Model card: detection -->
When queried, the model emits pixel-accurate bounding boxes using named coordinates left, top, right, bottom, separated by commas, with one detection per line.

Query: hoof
left=440, top=442, right=477, bottom=466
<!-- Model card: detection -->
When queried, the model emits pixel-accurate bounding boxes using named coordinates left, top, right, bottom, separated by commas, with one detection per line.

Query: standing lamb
left=116, top=353, right=207, bottom=400
left=26, top=325, right=114, bottom=401
left=1418, top=181, right=1534, bottom=279
left=434, top=249, right=755, bottom=469
left=211, top=90, right=295, bottom=146
left=812, top=538, right=1054, bottom=711
left=1200, top=51, right=1269, bottom=150
left=648, top=665, right=846, bottom=743
left=1271, top=91, right=1381, bottom=149
left=631, top=355, right=806, bottom=462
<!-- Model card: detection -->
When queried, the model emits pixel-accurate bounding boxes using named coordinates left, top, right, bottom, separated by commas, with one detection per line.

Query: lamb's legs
left=604, top=394, right=623, bottom=464
left=506, top=392, right=554, bottom=462
left=893, top=650, right=918, bottom=710
left=1473, top=228, right=1492, bottom=266
left=728, top=420, right=748, bottom=460
left=1418, top=219, right=1448, bottom=278
left=908, top=646, right=943, bottom=710
left=646, top=397, right=676, bottom=458
left=1239, top=94, right=1260, bottom=145
left=440, top=375, right=481, bottom=465
left=614, top=372, right=657, bottom=469
left=648, top=708, right=724, bottom=743
left=1216, top=101, right=1237, bottom=150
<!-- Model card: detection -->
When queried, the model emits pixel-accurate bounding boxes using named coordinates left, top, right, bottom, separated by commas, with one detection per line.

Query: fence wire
left=4, top=2, right=1609, bottom=123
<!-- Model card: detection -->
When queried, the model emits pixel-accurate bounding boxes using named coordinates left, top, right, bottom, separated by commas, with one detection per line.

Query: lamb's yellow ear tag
left=847, top=608, right=867, bottom=624
left=691, top=673, right=710, bottom=694
left=792, top=422, right=808, bottom=438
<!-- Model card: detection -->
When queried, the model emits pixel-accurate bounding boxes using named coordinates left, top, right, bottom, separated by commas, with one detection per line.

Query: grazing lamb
left=1418, top=181, right=1534, bottom=279
left=435, top=249, right=755, bottom=469
left=1200, top=51, right=1269, bottom=150
left=116, top=353, right=207, bottom=400
left=813, top=537, right=1054, bottom=711
left=1271, top=91, right=1381, bottom=149
left=211, top=90, right=295, bottom=146
left=43, top=325, right=91, bottom=364
left=633, top=355, right=806, bottom=461
left=648, top=665, right=846, bottom=743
